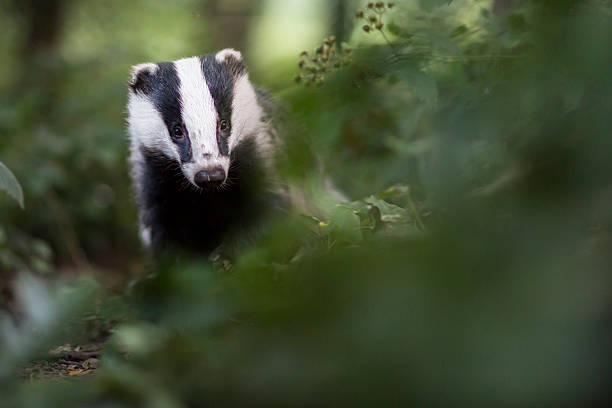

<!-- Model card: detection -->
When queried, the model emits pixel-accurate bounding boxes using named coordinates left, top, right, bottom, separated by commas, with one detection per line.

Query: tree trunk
left=331, top=0, right=351, bottom=43
left=203, top=0, right=258, bottom=53
left=11, top=0, right=68, bottom=58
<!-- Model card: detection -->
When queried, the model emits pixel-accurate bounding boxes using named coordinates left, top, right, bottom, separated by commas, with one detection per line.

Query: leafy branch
left=294, top=36, right=353, bottom=86
left=356, top=2, right=397, bottom=53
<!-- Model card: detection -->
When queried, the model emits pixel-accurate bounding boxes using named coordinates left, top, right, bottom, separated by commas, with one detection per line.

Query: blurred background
left=1, top=0, right=611, bottom=407
left=0, top=0, right=355, bottom=280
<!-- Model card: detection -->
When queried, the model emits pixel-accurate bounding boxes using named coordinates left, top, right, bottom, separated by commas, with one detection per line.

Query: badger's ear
left=215, top=48, right=245, bottom=77
left=128, top=63, right=158, bottom=94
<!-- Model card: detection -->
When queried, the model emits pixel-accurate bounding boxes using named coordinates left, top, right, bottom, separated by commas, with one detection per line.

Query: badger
left=127, top=49, right=288, bottom=258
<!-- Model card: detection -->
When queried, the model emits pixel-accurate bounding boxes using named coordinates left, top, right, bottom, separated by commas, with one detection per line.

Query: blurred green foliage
left=0, top=160, right=24, bottom=209
left=1, top=0, right=612, bottom=407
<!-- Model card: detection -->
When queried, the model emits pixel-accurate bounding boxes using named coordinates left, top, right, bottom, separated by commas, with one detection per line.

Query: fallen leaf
left=83, top=358, right=99, bottom=369
left=68, top=369, right=91, bottom=376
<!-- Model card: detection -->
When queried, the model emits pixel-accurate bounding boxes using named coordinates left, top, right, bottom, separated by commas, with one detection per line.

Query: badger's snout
left=194, top=167, right=226, bottom=188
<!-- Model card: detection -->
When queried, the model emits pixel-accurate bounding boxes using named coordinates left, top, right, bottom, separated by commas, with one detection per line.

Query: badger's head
left=127, top=49, right=263, bottom=188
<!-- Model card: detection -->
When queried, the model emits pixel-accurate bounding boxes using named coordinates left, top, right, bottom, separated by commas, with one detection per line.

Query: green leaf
left=0, top=160, right=24, bottom=209
left=299, top=214, right=323, bottom=227
left=341, top=195, right=419, bottom=240
left=329, top=205, right=363, bottom=244
left=375, top=184, right=411, bottom=201
left=340, top=201, right=382, bottom=239
left=363, top=197, right=410, bottom=225
left=452, top=24, right=468, bottom=38
left=387, top=22, right=414, bottom=39
left=363, top=196, right=418, bottom=238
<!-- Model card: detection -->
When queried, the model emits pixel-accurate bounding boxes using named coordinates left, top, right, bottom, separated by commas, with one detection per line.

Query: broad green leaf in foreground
left=0, top=160, right=24, bottom=209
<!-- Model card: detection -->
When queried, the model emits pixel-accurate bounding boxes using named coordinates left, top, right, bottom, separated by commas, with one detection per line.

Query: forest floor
left=20, top=343, right=103, bottom=380
left=13, top=263, right=135, bottom=380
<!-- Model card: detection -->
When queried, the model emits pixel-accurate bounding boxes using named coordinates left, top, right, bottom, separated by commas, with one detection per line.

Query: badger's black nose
left=194, top=167, right=226, bottom=188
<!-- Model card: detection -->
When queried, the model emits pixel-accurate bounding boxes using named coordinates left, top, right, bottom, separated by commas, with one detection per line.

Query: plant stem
left=379, top=29, right=400, bottom=58
left=406, top=192, right=426, bottom=231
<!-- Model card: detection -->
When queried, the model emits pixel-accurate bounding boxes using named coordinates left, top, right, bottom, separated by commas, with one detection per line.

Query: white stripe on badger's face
left=174, top=57, right=230, bottom=182
left=230, top=73, right=264, bottom=153
left=127, top=91, right=179, bottom=163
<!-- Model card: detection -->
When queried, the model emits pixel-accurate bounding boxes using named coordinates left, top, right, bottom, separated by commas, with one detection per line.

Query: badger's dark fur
left=127, top=49, right=286, bottom=257
left=138, top=138, right=283, bottom=255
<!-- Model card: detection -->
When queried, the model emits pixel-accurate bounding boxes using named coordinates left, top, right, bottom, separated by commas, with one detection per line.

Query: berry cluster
left=294, top=36, right=353, bottom=86
left=356, top=2, right=395, bottom=33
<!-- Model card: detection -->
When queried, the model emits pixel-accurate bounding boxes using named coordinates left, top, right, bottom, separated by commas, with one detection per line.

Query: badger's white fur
left=215, top=48, right=243, bottom=64
left=174, top=57, right=225, bottom=179
left=127, top=49, right=284, bottom=256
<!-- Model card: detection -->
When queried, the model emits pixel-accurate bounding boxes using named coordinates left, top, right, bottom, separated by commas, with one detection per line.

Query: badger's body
left=127, top=49, right=286, bottom=256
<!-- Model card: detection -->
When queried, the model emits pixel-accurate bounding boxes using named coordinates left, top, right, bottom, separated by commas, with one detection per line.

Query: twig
left=379, top=29, right=400, bottom=58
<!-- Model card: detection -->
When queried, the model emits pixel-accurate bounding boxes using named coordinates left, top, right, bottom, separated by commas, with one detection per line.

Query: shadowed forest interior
left=1, top=1, right=611, bottom=407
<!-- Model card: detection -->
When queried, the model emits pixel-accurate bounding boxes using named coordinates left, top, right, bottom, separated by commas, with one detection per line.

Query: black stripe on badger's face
left=200, top=55, right=235, bottom=157
left=150, top=62, right=193, bottom=163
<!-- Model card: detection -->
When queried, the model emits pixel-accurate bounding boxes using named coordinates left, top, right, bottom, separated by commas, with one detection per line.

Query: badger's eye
left=172, top=125, right=185, bottom=140
left=219, top=120, right=230, bottom=132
